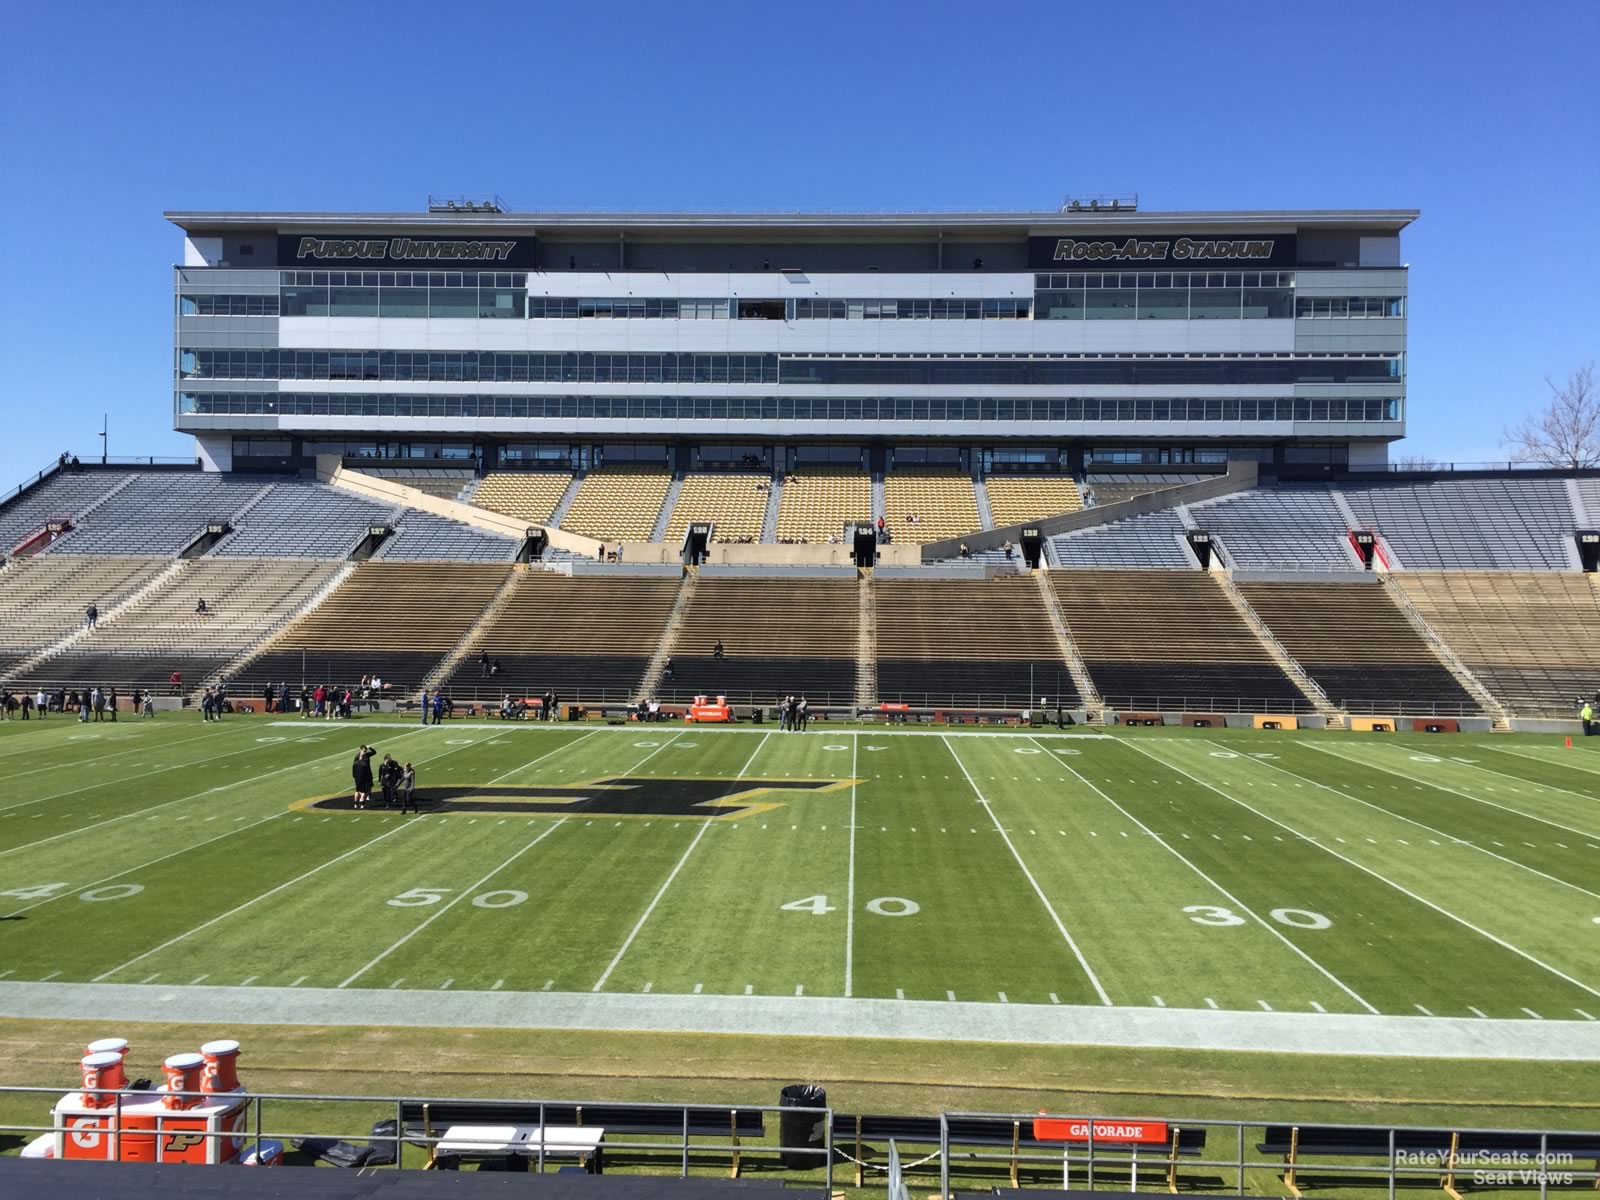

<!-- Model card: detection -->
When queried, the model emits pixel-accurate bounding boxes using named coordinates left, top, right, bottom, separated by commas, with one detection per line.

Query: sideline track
left=0, top=981, right=1594, bottom=1061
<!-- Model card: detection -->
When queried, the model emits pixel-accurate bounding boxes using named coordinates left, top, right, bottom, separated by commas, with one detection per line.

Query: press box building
left=166, top=202, right=1414, bottom=477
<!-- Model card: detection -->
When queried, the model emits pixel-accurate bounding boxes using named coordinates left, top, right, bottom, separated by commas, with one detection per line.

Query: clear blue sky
left=1, top=0, right=1594, bottom=485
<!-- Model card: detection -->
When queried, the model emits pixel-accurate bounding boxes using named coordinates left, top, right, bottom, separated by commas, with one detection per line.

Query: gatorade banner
left=1033, top=1118, right=1169, bottom=1144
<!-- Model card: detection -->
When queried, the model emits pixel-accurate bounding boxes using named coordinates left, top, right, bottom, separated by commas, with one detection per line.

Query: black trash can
left=778, top=1083, right=827, bottom=1169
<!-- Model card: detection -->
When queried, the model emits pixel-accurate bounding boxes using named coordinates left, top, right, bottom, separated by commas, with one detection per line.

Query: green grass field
left=1, top=714, right=1597, bottom=1026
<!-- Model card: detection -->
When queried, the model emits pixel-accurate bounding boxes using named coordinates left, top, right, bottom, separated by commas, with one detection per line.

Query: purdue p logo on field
left=299, top=776, right=853, bottom=820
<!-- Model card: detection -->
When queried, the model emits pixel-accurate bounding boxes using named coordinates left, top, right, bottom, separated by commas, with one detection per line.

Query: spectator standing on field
left=91, top=687, right=105, bottom=722
left=400, top=761, right=417, bottom=813
left=1583, top=698, right=1595, bottom=737
left=107, top=687, right=118, bottom=721
left=35, top=689, right=47, bottom=720
left=420, top=688, right=430, bottom=725
left=379, top=754, right=399, bottom=808
left=264, top=682, right=275, bottom=713
left=142, top=689, right=155, bottom=718
left=432, top=691, right=446, bottom=725
left=19, top=691, right=31, bottom=721
left=352, top=746, right=374, bottom=808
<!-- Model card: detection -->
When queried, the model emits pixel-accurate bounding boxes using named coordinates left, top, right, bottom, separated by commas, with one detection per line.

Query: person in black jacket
left=378, top=754, right=399, bottom=808
left=352, top=746, right=375, bottom=808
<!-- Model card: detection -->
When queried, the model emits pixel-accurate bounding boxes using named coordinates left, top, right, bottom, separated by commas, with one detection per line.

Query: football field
left=1, top=715, right=1598, bottom=1050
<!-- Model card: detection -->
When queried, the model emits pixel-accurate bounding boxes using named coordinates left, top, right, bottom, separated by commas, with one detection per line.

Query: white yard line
left=1306, top=743, right=1600, bottom=841
left=846, top=733, right=858, bottom=999
left=269, top=720, right=1114, bottom=741
left=339, top=819, right=569, bottom=988
left=0, top=730, right=437, bottom=858
left=1234, top=752, right=1600, bottom=902
left=0, top=736, right=324, bottom=815
left=1490, top=745, right=1600, bottom=778
left=1035, top=738, right=1377, bottom=1015
left=591, top=822, right=711, bottom=992
left=587, top=731, right=769, bottom=994
left=0, top=728, right=222, bottom=781
left=1125, top=739, right=1600, bottom=1003
left=941, top=735, right=1111, bottom=1007
left=2, top=812, right=287, bottom=918
left=91, top=818, right=423, bottom=982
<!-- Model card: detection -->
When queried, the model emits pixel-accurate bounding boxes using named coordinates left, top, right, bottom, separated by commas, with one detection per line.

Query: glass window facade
left=1295, top=296, right=1405, bottom=318
left=179, top=392, right=1402, bottom=424
left=278, top=271, right=527, bottom=319
left=180, top=349, right=1401, bottom=387
left=181, top=294, right=280, bottom=317
left=1034, top=271, right=1295, bottom=320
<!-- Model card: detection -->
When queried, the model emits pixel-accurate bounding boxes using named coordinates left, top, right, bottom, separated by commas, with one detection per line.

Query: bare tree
left=1395, top=453, right=1442, bottom=471
left=1502, top=364, right=1599, bottom=468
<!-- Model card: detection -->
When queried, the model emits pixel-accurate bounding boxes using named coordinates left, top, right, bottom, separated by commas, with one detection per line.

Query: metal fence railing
left=2, top=1086, right=1594, bottom=1198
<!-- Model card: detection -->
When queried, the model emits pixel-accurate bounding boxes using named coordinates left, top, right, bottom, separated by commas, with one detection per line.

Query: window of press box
left=231, top=437, right=293, bottom=458
left=596, top=443, right=671, bottom=466
left=890, top=445, right=965, bottom=467
left=737, top=300, right=787, bottom=320
left=791, top=445, right=864, bottom=466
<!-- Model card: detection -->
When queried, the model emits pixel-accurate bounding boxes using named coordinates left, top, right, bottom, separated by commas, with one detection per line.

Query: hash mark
left=140, top=973, right=160, bottom=984
left=998, top=991, right=1009, bottom=1003
left=1205, top=998, right=1218, bottom=1009
left=1415, top=1003, right=1433, bottom=1016
left=1258, top=1000, right=1272, bottom=1011
left=240, top=975, right=258, bottom=987
left=389, top=979, right=406, bottom=989
left=1521, top=1007, right=1542, bottom=1019
left=795, top=984, right=804, bottom=996
left=744, top=984, right=754, bottom=996
left=542, top=979, right=554, bottom=991
left=439, top=979, right=453, bottom=990
left=1048, top=992, right=1061, bottom=1004
left=189, top=974, right=208, bottom=986
left=1310, top=1001, right=1326, bottom=1013
left=1576, top=1009, right=1596, bottom=1021
left=1153, top=996, right=1166, bottom=1007
left=289, top=976, right=306, bottom=987
left=642, top=982, right=653, bottom=993
left=895, top=988, right=905, bottom=1000
left=693, top=983, right=703, bottom=994
left=947, top=990, right=957, bottom=1002
left=1468, top=1006, right=1488, bottom=1018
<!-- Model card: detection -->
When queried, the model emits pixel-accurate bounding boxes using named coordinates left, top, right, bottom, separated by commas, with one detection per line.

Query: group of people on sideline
left=0, top=686, right=156, bottom=720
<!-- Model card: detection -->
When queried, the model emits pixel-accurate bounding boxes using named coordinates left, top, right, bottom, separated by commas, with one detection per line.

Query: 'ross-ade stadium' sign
left=1029, top=233, right=1295, bottom=269
left=277, top=234, right=537, bottom=268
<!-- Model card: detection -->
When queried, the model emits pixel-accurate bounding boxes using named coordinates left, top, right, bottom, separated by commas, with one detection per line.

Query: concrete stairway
left=634, top=570, right=697, bottom=701
left=651, top=476, right=685, bottom=543
left=760, top=475, right=784, bottom=543
left=854, top=570, right=876, bottom=708
left=1032, top=570, right=1100, bottom=712
left=548, top=475, right=583, bottom=528
left=973, top=476, right=995, bottom=530
left=1214, top=571, right=1343, bottom=722
left=424, top=565, right=527, bottom=691
left=1380, top=574, right=1511, bottom=728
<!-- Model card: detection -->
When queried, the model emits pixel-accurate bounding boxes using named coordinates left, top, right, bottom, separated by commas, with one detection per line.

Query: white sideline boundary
left=0, top=981, right=1595, bottom=1061
left=267, top=721, right=1115, bottom=740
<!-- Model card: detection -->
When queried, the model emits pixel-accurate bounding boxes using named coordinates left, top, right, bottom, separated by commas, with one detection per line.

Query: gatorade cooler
left=85, top=1037, right=129, bottom=1061
left=162, top=1053, right=205, bottom=1110
left=78, top=1052, right=126, bottom=1108
left=199, top=1040, right=242, bottom=1093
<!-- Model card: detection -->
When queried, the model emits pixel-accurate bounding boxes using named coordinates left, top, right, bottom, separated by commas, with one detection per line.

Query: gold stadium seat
left=559, top=468, right=673, bottom=542
left=775, top=468, right=871, bottom=544
left=985, top=476, right=1083, bottom=527
left=472, top=472, right=573, bottom=524
left=883, top=468, right=980, bottom=544
left=664, top=473, right=768, bottom=544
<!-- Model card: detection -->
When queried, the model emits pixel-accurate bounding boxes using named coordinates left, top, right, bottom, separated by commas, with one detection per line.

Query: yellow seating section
left=985, top=476, right=1083, bottom=527
left=558, top=468, right=673, bottom=543
left=472, top=472, right=573, bottom=524
left=663, top=473, right=769, bottom=545
left=775, top=469, right=871, bottom=544
left=1392, top=571, right=1600, bottom=713
left=275, top=563, right=511, bottom=653
left=882, top=469, right=981, bottom=544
